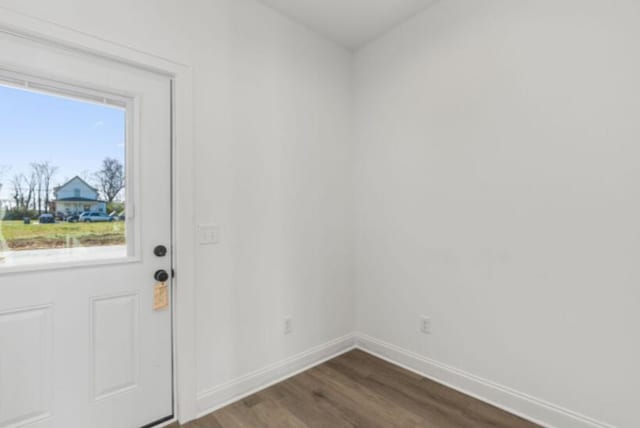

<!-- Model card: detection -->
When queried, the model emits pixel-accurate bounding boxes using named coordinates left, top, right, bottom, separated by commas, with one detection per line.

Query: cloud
left=93, top=120, right=104, bottom=128
left=116, top=141, right=125, bottom=147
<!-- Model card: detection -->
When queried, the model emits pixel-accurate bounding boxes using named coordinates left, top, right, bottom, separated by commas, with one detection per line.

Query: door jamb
left=0, top=7, right=199, bottom=424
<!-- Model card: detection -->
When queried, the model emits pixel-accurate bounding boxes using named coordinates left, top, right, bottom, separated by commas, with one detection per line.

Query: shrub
left=2, top=208, right=38, bottom=221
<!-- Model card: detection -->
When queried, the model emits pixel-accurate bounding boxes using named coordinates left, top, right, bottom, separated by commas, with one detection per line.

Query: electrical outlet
left=284, top=316, right=293, bottom=335
left=420, top=316, right=431, bottom=334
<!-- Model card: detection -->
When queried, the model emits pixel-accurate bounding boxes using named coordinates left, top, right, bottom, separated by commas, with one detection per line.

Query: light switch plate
left=198, top=224, right=219, bottom=245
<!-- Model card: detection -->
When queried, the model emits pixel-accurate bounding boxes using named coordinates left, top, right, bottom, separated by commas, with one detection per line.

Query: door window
left=0, top=79, right=131, bottom=268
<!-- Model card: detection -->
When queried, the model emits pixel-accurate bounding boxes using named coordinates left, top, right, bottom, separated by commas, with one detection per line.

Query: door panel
left=0, top=30, right=172, bottom=428
left=0, top=305, right=52, bottom=427
left=91, top=293, right=139, bottom=400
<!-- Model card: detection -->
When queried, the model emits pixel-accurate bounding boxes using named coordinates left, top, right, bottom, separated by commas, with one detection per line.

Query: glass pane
left=0, top=83, right=128, bottom=268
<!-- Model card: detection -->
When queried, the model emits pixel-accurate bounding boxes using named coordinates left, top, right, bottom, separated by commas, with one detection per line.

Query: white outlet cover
left=420, top=316, right=431, bottom=334
left=284, top=316, right=293, bottom=335
left=198, top=224, right=219, bottom=245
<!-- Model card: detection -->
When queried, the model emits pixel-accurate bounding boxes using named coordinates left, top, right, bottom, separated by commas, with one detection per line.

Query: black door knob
left=154, top=269, right=169, bottom=282
left=154, top=245, right=168, bottom=257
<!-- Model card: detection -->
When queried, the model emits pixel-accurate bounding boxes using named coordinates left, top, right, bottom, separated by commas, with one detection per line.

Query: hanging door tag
left=153, top=282, right=169, bottom=310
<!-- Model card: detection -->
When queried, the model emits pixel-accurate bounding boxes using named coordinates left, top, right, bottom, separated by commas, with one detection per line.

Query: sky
left=0, top=84, right=125, bottom=201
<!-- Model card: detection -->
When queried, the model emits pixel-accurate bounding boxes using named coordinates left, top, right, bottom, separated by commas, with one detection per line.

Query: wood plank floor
left=174, top=350, right=540, bottom=428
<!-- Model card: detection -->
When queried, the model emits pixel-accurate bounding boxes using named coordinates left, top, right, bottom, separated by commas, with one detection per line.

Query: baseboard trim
left=354, top=332, right=615, bottom=428
left=195, top=331, right=615, bottom=428
left=196, top=333, right=356, bottom=417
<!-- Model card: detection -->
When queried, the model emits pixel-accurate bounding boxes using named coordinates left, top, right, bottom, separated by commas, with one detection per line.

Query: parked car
left=38, top=213, right=55, bottom=224
left=110, top=210, right=126, bottom=221
left=66, top=214, right=80, bottom=223
left=79, top=212, right=114, bottom=222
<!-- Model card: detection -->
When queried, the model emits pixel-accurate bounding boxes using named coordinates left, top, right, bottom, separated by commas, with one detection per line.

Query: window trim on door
left=0, top=67, right=142, bottom=275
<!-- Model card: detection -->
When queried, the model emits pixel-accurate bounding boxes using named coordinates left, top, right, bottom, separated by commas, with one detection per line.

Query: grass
left=0, top=220, right=126, bottom=251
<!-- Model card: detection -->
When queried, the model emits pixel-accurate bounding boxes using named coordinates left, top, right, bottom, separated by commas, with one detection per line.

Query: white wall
left=0, top=0, right=354, bottom=418
left=354, top=1, right=640, bottom=427
left=196, top=0, right=355, bottom=399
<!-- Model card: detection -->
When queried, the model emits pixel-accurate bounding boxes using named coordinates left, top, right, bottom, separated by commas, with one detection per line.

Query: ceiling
left=255, top=0, right=438, bottom=50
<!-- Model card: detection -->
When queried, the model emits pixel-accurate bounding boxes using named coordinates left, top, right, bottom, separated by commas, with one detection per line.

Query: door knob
left=154, top=269, right=169, bottom=282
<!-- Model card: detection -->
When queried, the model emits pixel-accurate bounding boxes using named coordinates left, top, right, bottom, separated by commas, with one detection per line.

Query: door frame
left=0, top=7, right=199, bottom=425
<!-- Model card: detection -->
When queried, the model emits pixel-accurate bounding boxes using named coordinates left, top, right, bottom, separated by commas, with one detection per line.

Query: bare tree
left=31, top=161, right=58, bottom=213
left=11, top=174, right=26, bottom=208
left=41, top=162, right=58, bottom=213
left=25, top=170, right=37, bottom=210
left=32, top=163, right=43, bottom=213
left=95, top=158, right=125, bottom=203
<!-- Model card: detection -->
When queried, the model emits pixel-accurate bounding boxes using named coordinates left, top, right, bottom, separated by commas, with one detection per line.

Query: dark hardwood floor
left=174, top=349, right=539, bottom=428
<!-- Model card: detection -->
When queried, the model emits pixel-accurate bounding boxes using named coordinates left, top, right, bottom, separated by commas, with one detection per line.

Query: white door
left=0, top=30, right=173, bottom=428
